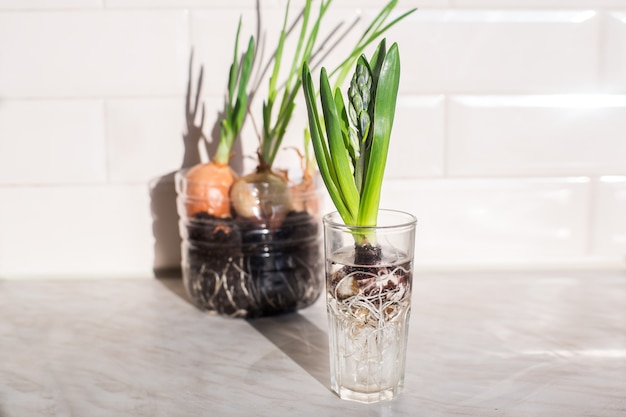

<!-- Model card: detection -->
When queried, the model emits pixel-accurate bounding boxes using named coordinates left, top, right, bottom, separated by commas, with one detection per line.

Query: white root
left=331, top=264, right=411, bottom=328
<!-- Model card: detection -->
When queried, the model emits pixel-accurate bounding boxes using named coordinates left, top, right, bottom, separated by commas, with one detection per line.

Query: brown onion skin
left=184, top=162, right=238, bottom=218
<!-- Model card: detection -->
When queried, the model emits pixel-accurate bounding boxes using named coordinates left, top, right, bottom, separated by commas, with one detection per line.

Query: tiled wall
left=0, top=0, right=625, bottom=277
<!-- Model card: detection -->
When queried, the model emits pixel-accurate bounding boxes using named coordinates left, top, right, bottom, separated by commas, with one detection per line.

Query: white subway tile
left=106, top=98, right=187, bottom=183
left=189, top=2, right=416, bottom=175
left=592, top=176, right=626, bottom=259
left=379, top=177, right=591, bottom=267
left=190, top=7, right=361, bottom=96
left=105, top=95, right=261, bottom=182
left=190, top=9, right=264, bottom=97
left=0, top=0, right=101, bottom=9
left=375, top=10, right=600, bottom=93
left=0, top=100, right=107, bottom=185
left=448, top=95, right=626, bottom=177
left=189, top=5, right=372, bottom=174
left=387, top=95, right=445, bottom=178
left=245, top=93, right=445, bottom=181
left=0, top=11, right=188, bottom=98
left=0, top=185, right=155, bottom=277
left=605, top=12, right=626, bottom=93
left=452, top=0, right=626, bottom=8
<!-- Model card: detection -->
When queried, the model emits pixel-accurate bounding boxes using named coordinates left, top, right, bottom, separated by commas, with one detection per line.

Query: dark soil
left=183, top=211, right=323, bottom=318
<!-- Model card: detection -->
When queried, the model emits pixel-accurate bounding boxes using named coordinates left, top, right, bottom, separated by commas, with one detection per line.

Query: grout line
left=0, top=95, right=187, bottom=101
left=0, top=182, right=152, bottom=188
left=0, top=5, right=253, bottom=12
left=7, top=92, right=626, bottom=101
left=0, top=175, right=608, bottom=189
left=387, top=176, right=597, bottom=183
left=0, top=183, right=117, bottom=189
left=0, top=4, right=623, bottom=14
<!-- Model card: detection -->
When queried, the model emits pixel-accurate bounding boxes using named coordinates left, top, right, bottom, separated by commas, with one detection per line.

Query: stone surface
left=1, top=270, right=624, bottom=416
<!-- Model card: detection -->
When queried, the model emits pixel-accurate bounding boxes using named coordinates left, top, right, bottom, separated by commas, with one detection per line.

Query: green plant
left=215, top=18, right=256, bottom=166
left=328, top=1, right=414, bottom=91
left=230, top=0, right=332, bottom=225
left=183, top=18, right=255, bottom=218
left=231, top=1, right=413, bottom=226
left=301, top=1, right=415, bottom=185
left=302, top=39, right=400, bottom=233
left=257, top=0, right=330, bottom=170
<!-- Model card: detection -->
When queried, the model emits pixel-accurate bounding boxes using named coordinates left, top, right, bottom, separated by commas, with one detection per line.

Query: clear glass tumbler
left=323, top=210, right=417, bottom=403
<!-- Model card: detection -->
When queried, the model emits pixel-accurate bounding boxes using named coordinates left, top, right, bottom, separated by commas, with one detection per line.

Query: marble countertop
left=1, top=270, right=625, bottom=417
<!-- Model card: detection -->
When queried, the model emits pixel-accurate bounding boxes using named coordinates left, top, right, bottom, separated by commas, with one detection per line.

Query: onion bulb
left=230, top=170, right=293, bottom=229
left=184, top=162, right=237, bottom=218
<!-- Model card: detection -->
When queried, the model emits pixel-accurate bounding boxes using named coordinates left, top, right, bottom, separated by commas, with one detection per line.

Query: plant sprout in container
left=176, top=1, right=415, bottom=319
left=231, top=0, right=417, bottom=227
left=177, top=7, right=326, bottom=318
left=229, top=0, right=328, bottom=230
left=176, top=20, right=270, bottom=317
left=302, top=39, right=417, bottom=403
left=182, top=18, right=255, bottom=219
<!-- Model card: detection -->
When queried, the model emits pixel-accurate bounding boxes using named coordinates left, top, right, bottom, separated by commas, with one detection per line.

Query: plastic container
left=175, top=168, right=323, bottom=318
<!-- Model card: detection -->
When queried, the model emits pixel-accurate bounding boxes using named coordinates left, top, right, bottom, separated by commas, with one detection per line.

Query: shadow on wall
left=149, top=52, right=244, bottom=278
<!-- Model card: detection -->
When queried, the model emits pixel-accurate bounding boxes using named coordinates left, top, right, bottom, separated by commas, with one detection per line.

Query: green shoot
left=302, top=39, right=400, bottom=234
left=301, top=1, right=415, bottom=181
left=214, top=17, right=256, bottom=165
left=259, top=0, right=331, bottom=169
left=254, top=0, right=413, bottom=174
left=328, top=0, right=415, bottom=91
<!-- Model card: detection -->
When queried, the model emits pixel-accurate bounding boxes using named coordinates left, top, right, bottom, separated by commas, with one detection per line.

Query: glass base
left=333, top=384, right=401, bottom=403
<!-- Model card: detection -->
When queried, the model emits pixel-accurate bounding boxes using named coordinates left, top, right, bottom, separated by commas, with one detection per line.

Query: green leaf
left=285, top=0, right=313, bottom=92
left=320, top=68, right=360, bottom=222
left=269, top=3, right=289, bottom=102
left=232, top=35, right=255, bottom=133
left=328, top=1, right=415, bottom=90
left=302, top=33, right=403, bottom=234
left=357, top=42, right=400, bottom=227
left=369, top=38, right=387, bottom=89
left=215, top=20, right=255, bottom=165
left=333, top=89, right=356, bottom=170
left=302, top=64, right=354, bottom=224
left=259, top=0, right=332, bottom=170
left=228, top=17, right=243, bottom=105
